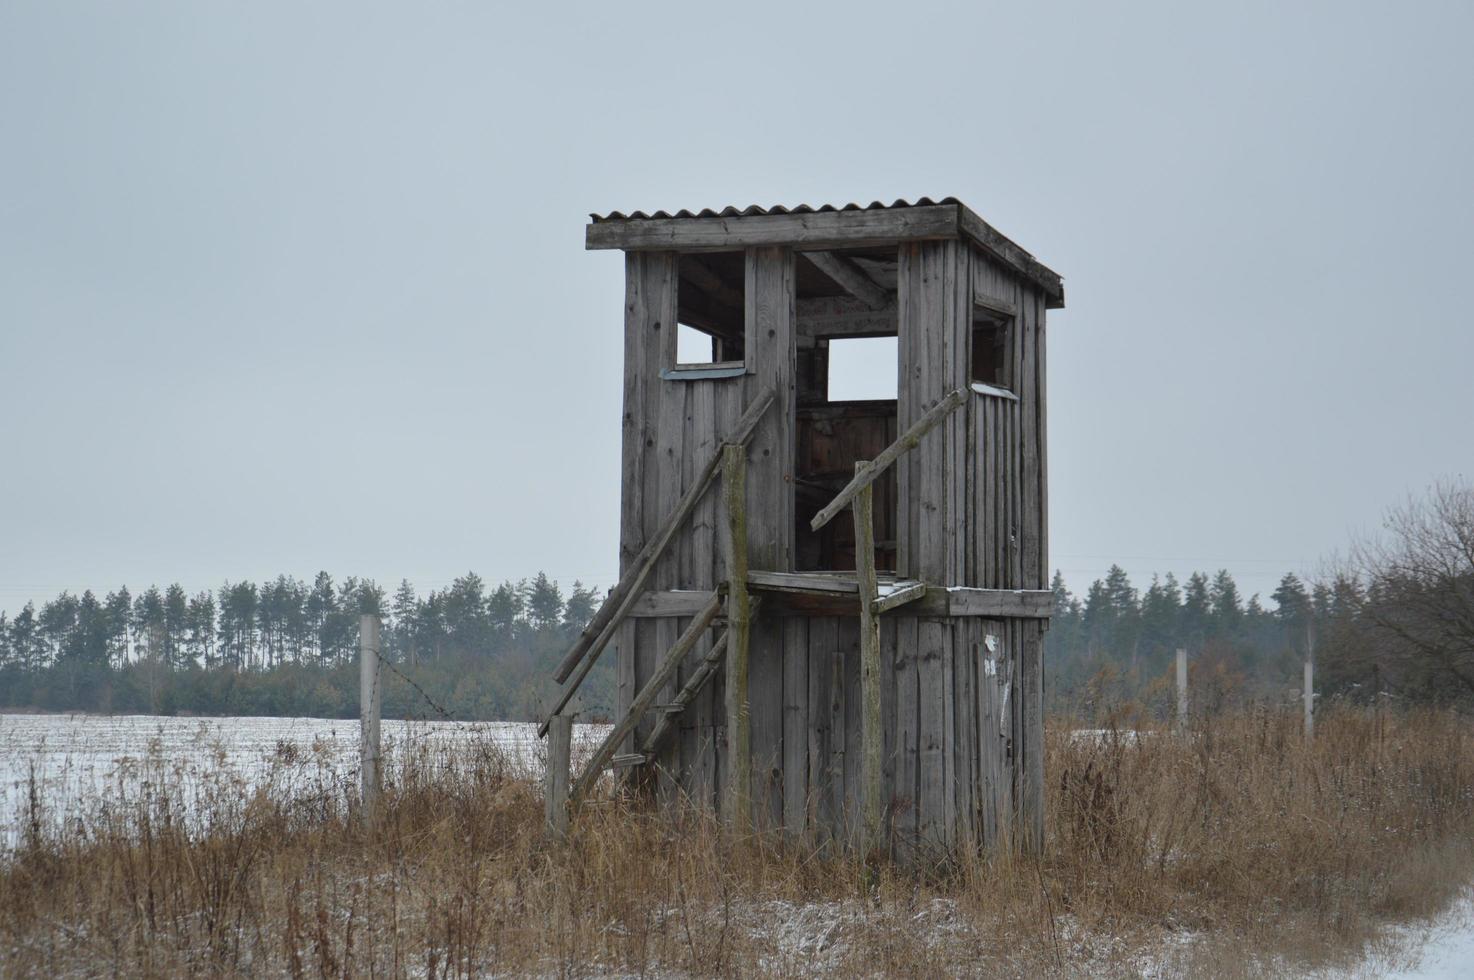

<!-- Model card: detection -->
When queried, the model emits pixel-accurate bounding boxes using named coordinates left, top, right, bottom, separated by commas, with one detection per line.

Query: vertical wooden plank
left=687, top=381, right=718, bottom=808
left=722, top=443, right=751, bottom=831
left=783, top=617, right=809, bottom=836
left=545, top=714, right=572, bottom=840
left=896, top=244, right=921, bottom=579
left=1019, top=284, right=1041, bottom=590
left=838, top=614, right=862, bottom=843
left=807, top=616, right=837, bottom=843
left=917, top=618, right=947, bottom=855
left=940, top=620, right=957, bottom=850
left=744, top=246, right=794, bottom=834
left=880, top=615, right=898, bottom=843
left=894, top=615, right=920, bottom=860
left=854, top=473, right=883, bottom=855
left=828, top=620, right=847, bottom=843
left=743, top=246, right=795, bottom=573
left=359, top=614, right=381, bottom=817
left=948, top=241, right=970, bottom=585
left=1036, top=291, right=1050, bottom=590
left=977, top=627, right=996, bottom=847
left=954, top=621, right=976, bottom=849
left=751, top=614, right=785, bottom=832
left=1021, top=624, right=1044, bottom=852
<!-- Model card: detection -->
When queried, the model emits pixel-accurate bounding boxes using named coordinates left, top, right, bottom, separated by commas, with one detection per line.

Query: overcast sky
left=2, top=0, right=1471, bottom=614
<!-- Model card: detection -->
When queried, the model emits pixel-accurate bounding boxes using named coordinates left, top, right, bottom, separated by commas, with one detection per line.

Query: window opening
left=826, top=336, right=898, bottom=402
left=972, top=308, right=1012, bottom=391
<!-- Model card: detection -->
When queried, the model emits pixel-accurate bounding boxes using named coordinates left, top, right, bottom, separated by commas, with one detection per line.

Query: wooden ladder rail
left=570, top=590, right=724, bottom=806
left=539, top=388, right=775, bottom=738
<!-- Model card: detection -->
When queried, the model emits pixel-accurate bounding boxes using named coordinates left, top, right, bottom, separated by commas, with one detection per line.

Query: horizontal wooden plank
left=587, top=205, right=961, bottom=252
left=871, top=580, right=927, bottom=614
left=588, top=202, right=1065, bottom=311
left=628, top=589, right=715, bottom=617
left=661, top=364, right=747, bottom=380
left=910, top=587, right=1054, bottom=618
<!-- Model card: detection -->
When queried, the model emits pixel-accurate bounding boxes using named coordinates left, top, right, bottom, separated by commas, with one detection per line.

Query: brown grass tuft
left=3, top=706, right=1473, bottom=977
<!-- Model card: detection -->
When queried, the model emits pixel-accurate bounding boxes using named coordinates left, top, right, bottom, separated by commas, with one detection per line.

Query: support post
left=853, top=461, right=883, bottom=857
left=1304, top=619, right=1315, bottom=740
left=545, top=714, right=572, bottom=840
left=1304, top=659, right=1314, bottom=741
left=360, top=614, right=382, bottom=816
left=722, top=443, right=751, bottom=832
left=1175, top=648, right=1188, bottom=734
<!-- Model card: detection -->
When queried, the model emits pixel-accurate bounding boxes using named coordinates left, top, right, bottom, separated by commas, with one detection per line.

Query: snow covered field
left=0, top=712, right=606, bottom=848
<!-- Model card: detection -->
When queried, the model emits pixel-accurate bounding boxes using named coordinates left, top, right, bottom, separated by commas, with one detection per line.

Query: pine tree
left=1181, top=572, right=1212, bottom=649
left=390, top=580, right=419, bottom=664
left=164, top=584, right=189, bottom=669
left=1209, top=570, right=1244, bottom=636
left=563, top=581, right=599, bottom=635
left=527, top=573, right=564, bottom=633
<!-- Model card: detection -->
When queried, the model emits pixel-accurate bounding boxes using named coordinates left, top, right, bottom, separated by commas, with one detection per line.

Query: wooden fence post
left=721, top=443, right=751, bottom=833
left=1303, top=658, right=1314, bottom=741
left=853, top=462, right=883, bottom=858
left=360, top=614, right=382, bottom=817
left=546, top=714, right=572, bottom=840
left=1304, top=619, right=1315, bottom=740
left=1175, top=648, right=1188, bottom=734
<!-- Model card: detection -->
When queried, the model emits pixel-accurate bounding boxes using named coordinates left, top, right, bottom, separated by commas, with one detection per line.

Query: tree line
left=0, top=572, right=609, bottom=720
left=3, top=481, right=1470, bottom=721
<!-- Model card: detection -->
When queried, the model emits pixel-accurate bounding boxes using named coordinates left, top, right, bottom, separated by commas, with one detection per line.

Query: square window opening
left=826, top=336, right=898, bottom=402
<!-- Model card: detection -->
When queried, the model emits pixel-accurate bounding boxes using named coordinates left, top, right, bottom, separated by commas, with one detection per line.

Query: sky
left=2, top=0, right=1472, bottom=614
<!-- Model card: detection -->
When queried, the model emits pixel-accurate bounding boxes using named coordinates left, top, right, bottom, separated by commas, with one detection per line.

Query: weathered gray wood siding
left=614, top=241, right=1050, bottom=852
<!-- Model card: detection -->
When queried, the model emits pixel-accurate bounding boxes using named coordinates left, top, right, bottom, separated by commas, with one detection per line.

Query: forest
left=2, top=480, right=1469, bottom=722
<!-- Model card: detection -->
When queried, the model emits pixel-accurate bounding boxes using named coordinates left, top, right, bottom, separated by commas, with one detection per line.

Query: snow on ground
left=1353, top=889, right=1474, bottom=980
left=0, top=712, right=606, bottom=847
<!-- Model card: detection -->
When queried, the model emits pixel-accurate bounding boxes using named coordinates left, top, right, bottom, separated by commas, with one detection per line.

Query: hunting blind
left=545, top=197, right=1064, bottom=858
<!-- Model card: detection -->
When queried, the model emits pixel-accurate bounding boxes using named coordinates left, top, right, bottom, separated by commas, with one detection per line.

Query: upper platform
left=585, top=196, right=1064, bottom=308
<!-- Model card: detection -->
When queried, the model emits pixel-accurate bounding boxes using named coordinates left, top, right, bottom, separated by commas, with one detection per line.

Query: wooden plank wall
left=613, top=243, right=1051, bottom=852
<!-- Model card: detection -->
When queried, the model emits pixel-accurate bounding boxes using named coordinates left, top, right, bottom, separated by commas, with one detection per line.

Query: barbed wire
left=376, top=656, right=456, bottom=722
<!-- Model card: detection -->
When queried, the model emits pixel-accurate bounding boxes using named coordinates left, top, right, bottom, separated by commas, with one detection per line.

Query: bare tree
left=1354, top=479, right=1474, bottom=698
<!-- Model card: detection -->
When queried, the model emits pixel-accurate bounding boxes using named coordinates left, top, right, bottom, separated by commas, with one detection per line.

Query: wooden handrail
left=539, top=388, right=774, bottom=737
left=809, top=387, right=967, bottom=532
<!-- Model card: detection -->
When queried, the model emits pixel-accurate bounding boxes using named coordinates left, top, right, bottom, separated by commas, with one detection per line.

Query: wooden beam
left=853, top=463, right=884, bottom=857
left=796, top=296, right=897, bottom=339
left=570, top=591, right=723, bottom=804
left=958, top=208, right=1065, bottom=309
left=544, top=714, right=572, bottom=840
left=910, top=587, right=1054, bottom=618
left=588, top=203, right=1065, bottom=309
left=803, top=250, right=890, bottom=310
left=627, top=590, right=715, bottom=618
left=871, top=580, right=926, bottom=614
left=681, top=255, right=745, bottom=311
left=588, top=205, right=961, bottom=253
left=809, top=387, right=967, bottom=532
left=543, top=388, right=775, bottom=728
left=722, top=443, right=752, bottom=831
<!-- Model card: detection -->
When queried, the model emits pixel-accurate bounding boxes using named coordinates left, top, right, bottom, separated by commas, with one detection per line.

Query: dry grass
left=3, top=706, right=1473, bottom=978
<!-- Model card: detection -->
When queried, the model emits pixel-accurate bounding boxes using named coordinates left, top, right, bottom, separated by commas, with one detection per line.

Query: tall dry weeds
left=2, top=706, right=1471, bottom=977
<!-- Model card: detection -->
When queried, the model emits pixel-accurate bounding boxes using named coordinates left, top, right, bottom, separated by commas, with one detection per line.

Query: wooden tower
left=545, top=197, right=1064, bottom=858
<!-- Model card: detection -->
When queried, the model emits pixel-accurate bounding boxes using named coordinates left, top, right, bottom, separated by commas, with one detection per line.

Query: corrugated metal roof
left=590, top=197, right=961, bottom=223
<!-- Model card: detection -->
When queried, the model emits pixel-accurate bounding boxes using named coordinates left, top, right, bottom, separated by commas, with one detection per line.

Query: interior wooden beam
left=803, top=250, right=891, bottom=310
left=680, top=256, right=745, bottom=311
